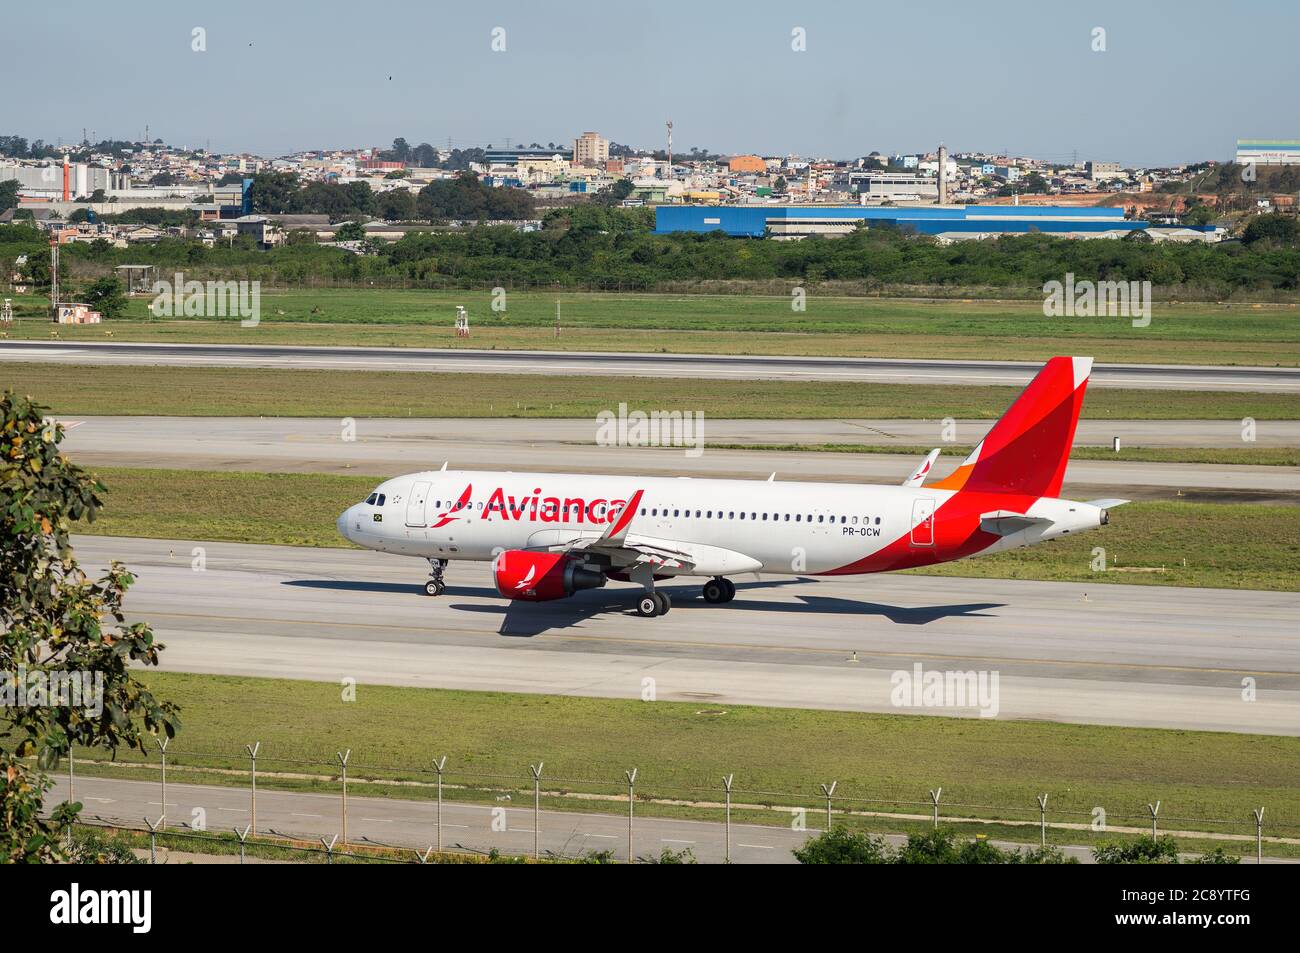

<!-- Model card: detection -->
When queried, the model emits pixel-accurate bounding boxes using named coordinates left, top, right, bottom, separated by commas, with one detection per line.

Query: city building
left=728, top=155, right=766, bottom=174
left=1086, top=161, right=1124, bottom=182
left=573, top=131, right=609, bottom=168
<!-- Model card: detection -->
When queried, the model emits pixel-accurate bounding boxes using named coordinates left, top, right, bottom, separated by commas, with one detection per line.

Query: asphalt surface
left=74, top=535, right=1300, bottom=736
left=56, top=416, right=1300, bottom=502
left=5, top=340, right=1299, bottom=391
left=54, top=775, right=816, bottom=864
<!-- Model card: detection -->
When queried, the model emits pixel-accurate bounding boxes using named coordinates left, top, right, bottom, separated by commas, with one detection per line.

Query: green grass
left=9, top=362, right=1298, bottom=419
left=68, top=671, right=1300, bottom=851
left=6, top=288, right=1299, bottom=364
left=705, top=443, right=1300, bottom=466
left=79, top=467, right=1300, bottom=590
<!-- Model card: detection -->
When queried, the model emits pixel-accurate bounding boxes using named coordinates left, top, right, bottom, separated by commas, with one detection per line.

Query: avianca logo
left=433, top=484, right=637, bottom=526
left=430, top=483, right=473, bottom=528
left=515, top=564, right=536, bottom=590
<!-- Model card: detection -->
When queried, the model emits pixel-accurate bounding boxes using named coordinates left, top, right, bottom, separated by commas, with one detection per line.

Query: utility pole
left=665, top=120, right=673, bottom=178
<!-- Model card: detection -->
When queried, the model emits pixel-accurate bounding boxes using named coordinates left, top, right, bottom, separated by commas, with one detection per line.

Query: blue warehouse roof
left=653, top=204, right=1149, bottom=237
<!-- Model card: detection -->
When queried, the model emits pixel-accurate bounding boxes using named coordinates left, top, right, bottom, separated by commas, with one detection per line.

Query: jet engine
left=493, top=550, right=606, bottom=602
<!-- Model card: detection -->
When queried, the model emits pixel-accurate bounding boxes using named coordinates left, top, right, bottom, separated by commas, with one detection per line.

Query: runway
left=5, top=340, right=1299, bottom=391
left=57, top=416, right=1300, bottom=502
left=75, top=535, right=1300, bottom=736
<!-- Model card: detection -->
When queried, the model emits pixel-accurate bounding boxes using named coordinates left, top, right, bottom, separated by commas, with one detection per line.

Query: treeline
left=7, top=208, right=1299, bottom=296
left=248, top=170, right=536, bottom=222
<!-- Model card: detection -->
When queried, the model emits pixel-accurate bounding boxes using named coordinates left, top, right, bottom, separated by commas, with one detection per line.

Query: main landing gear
left=636, top=592, right=672, bottom=617
left=701, top=577, right=736, bottom=604
left=424, top=558, right=447, bottom=597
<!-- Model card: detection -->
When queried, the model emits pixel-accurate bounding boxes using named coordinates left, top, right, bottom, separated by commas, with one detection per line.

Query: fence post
left=337, top=749, right=351, bottom=847
left=433, top=755, right=447, bottom=853
left=722, top=774, right=734, bottom=864
left=144, top=814, right=163, bottom=864
left=929, top=788, right=942, bottom=828
left=415, top=846, right=434, bottom=865
left=1037, top=794, right=1049, bottom=848
left=246, top=742, right=260, bottom=836
left=624, top=768, right=637, bottom=863
left=820, top=781, right=837, bottom=831
left=235, top=824, right=250, bottom=865
left=321, top=834, right=337, bottom=865
left=1147, top=801, right=1160, bottom=839
left=529, top=762, right=543, bottom=860
left=156, top=738, right=169, bottom=831
left=1253, top=808, right=1265, bottom=864
left=67, top=750, right=75, bottom=851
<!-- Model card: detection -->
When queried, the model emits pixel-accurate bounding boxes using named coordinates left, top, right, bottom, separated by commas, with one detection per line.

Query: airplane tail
left=929, top=356, right=1091, bottom=499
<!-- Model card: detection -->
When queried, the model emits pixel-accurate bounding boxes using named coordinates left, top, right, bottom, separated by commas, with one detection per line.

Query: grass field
left=6, top=288, right=1300, bottom=365
left=79, top=467, right=1300, bottom=590
left=704, top=443, right=1300, bottom=466
left=66, top=671, right=1300, bottom=853
left=8, top=362, right=1298, bottom=420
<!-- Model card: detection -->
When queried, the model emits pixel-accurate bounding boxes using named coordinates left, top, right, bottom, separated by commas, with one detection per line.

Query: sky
left=4, top=0, right=1298, bottom=167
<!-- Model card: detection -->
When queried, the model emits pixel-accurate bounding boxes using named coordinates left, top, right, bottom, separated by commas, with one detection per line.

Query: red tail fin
left=930, top=356, right=1091, bottom=499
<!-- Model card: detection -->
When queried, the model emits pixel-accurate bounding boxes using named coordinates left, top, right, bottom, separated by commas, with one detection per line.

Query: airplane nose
left=337, top=506, right=355, bottom=542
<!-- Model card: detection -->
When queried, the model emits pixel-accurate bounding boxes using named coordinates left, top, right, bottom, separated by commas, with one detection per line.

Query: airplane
left=336, top=356, right=1126, bottom=617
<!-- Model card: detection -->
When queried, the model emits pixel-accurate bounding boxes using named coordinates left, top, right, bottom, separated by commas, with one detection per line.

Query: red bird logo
left=430, top=483, right=473, bottom=528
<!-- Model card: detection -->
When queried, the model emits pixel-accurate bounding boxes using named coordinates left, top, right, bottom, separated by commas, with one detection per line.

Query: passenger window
left=728, top=511, right=735, bottom=519
left=784, top=514, right=790, bottom=521
left=875, top=517, right=881, bottom=525
left=795, top=514, right=801, bottom=522
left=673, top=509, right=679, bottom=517
left=852, top=516, right=858, bottom=525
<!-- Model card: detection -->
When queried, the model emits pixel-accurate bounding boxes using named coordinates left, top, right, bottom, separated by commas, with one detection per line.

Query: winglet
left=440, top=461, right=448, bottom=471
left=903, top=449, right=941, bottom=488
left=598, top=489, right=644, bottom=545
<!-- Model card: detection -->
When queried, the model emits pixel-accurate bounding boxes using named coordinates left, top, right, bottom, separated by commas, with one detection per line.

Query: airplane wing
left=903, top=449, right=941, bottom=488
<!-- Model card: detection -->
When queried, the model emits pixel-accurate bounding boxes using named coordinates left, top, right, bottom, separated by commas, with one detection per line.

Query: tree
left=1093, top=835, right=1181, bottom=864
left=1, top=392, right=179, bottom=862
left=83, top=275, right=127, bottom=319
left=333, top=221, right=367, bottom=242
left=1242, top=212, right=1299, bottom=247
left=793, top=826, right=892, bottom=864
left=0, top=178, right=19, bottom=211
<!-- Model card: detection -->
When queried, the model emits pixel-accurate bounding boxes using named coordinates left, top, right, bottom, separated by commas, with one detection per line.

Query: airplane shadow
left=283, top=578, right=1003, bottom=636
left=282, top=579, right=501, bottom=597
left=450, top=579, right=1005, bottom=637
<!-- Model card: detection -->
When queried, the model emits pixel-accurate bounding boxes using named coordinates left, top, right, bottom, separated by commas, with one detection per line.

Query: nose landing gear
left=424, top=558, right=447, bottom=596
left=702, top=577, right=736, bottom=604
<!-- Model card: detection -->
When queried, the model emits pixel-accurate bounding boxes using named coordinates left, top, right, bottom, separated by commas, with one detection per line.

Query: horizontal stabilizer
left=1086, top=498, right=1131, bottom=509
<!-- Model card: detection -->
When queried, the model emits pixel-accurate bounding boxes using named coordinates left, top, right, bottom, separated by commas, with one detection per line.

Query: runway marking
left=139, top=609, right=1300, bottom=679
left=738, top=843, right=776, bottom=850
left=584, top=833, right=617, bottom=839
left=290, top=812, right=322, bottom=818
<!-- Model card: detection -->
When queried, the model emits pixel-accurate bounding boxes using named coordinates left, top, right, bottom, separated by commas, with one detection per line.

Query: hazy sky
left=6, top=0, right=1297, bottom=166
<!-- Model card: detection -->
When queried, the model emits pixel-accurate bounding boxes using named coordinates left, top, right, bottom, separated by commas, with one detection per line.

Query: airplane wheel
left=721, top=579, right=736, bottom=602
left=424, top=580, right=444, bottom=596
left=636, top=594, right=659, bottom=617
left=655, top=592, right=671, bottom=615
left=702, top=579, right=726, bottom=604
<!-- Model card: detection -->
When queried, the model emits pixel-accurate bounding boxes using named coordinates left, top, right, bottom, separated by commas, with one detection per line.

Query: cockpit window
left=376, top=494, right=386, bottom=506
left=365, top=493, right=377, bottom=505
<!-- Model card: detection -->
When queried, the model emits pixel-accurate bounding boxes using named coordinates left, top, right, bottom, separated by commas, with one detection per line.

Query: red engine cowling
left=493, top=550, right=605, bottom=602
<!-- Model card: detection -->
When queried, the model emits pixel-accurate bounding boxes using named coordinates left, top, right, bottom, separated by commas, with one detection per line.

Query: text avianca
left=337, top=357, right=1126, bottom=617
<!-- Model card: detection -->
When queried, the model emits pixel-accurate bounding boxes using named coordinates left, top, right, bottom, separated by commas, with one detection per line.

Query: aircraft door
left=910, top=498, right=936, bottom=547
left=406, top=482, right=430, bottom=527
